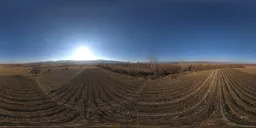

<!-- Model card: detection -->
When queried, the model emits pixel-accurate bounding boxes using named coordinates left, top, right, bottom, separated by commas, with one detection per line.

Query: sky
left=1, top=0, right=256, bottom=63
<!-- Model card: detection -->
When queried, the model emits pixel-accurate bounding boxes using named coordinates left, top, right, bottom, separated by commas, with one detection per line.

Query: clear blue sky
left=0, top=0, right=256, bottom=63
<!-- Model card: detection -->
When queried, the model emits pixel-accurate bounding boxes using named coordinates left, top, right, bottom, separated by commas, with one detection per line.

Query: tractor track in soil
left=0, top=68, right=256, bottom=127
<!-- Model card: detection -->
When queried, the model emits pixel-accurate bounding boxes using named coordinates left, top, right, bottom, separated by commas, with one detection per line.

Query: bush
left=31, top=67, right=41, bottom=76
left=96, top=63, right=245, bottom=79
left=154, top=68, right=170, bottom=76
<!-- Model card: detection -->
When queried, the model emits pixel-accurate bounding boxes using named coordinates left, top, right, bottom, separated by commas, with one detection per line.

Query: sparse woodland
left=97, top=62, right=245, bottom=79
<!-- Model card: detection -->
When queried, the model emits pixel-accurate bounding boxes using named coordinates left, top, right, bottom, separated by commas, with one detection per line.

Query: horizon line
left=0, top=59, right=255, bottom=65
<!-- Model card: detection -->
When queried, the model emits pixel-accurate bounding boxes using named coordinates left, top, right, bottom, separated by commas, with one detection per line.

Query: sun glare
left=71, top=46, right=97, bottom=60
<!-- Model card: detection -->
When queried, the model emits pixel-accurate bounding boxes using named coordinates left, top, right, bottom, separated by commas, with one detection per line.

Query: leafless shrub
left=31, top=67, right=41, bottom=76
left=97, top=62, right=245, bottom=79
left=148, top=56, right=157, bottom=70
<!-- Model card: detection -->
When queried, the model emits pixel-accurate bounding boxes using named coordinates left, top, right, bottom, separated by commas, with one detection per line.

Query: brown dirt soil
left=0, top=67, right=256, bottom=127
left=38, top=67, right=85, bottom=90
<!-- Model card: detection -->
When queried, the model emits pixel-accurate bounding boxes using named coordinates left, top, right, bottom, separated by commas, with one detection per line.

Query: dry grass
left=235, top=66, right=256, bottom=75
left=0, top=66, right=30, bottom=75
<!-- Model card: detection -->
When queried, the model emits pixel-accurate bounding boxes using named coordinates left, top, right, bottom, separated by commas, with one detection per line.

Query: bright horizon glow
left=71, top=46, right=98, bottom=60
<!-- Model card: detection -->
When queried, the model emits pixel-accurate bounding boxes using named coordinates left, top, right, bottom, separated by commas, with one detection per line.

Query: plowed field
left=0, top=68, right=255, bottom=127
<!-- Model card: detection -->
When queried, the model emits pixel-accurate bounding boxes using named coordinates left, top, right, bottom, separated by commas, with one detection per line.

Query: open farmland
left=38, top=67, right=85, bottom=90
left=0, top=66, right=30, bottom=76
left=0, top=66, right=256, bottom=127
left=235, top=66, right=256, bottom=75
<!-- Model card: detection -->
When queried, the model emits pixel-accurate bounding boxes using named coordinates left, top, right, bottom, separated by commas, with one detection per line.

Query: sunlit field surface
left=0, top=66, right=30, bottom=75
left=235, top=66, right=256, bottom=75
left=0, top=64, right=256, bottom=127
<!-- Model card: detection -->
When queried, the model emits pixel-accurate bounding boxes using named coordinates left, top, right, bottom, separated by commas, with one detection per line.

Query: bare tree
left=148, top=56, right=157, bottom=70
left=136, top=61, right=139, bottom=71
left=179, top=60, right=185, bottom=72
left=31, top=67, right=41, bottom=76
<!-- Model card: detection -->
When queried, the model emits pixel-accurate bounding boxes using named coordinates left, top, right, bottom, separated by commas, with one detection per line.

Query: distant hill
left=156, top=61, right=245, bottom=64
left=27, top=59, right=125, bottom=65
left=21, top=60, right=247, bottom=65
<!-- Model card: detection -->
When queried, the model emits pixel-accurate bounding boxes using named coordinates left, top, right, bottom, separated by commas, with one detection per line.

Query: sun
left=71, top=46, right=97, bottom=60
